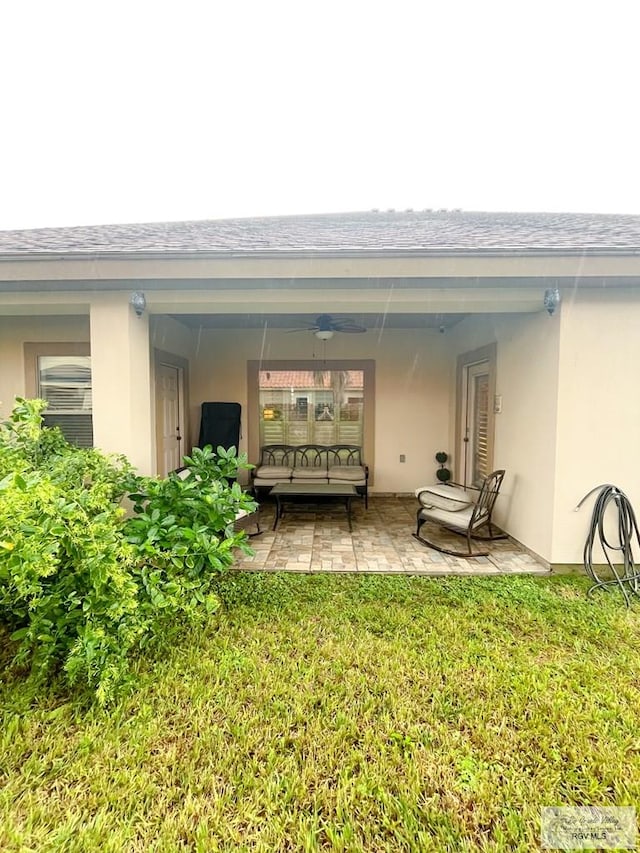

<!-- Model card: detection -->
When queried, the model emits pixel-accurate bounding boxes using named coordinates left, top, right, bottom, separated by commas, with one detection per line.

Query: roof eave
left=1, top=246, right=640, bottom=263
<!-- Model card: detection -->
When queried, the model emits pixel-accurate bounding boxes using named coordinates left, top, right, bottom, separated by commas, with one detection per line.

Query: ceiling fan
left=288, top=314, right=367, bottom=340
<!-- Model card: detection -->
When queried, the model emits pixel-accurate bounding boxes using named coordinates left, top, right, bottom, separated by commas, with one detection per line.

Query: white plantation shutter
left=458, top=346, right=496, bottom=490
left=38, top=356, right=93, bottom=448
left=472, top=373, right=490, bottom=484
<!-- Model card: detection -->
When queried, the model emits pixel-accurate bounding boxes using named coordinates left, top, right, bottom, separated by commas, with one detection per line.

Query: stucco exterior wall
left=150, top=315, right=195, bottom=363
left=189, top=327, right=450, bottom=494
left=89, top=295, right=154, bottom=474
left=374, top=331, right=449, bottom=493
left=447, top=311, right=561, bottom=562
left=0, top=310, right=195, bottom=475
left=0, top=315, right=90, bottom=419
left=5, top=290, right=638, bottom=566
left=551, top=289, right=640, bottom=563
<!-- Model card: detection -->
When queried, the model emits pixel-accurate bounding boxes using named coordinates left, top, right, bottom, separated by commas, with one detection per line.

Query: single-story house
left=1, top=209, right=639, bottom=567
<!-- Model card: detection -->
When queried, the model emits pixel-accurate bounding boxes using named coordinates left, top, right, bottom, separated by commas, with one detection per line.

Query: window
left=35, top=353, right=93, bottom=447
left=257, top=369, right=364, bottom=447
left=248, top=359, right=375, bottom=480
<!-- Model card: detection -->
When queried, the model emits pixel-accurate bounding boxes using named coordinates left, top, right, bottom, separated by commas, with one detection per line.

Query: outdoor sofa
left=252, top=444, right=369, bottom=506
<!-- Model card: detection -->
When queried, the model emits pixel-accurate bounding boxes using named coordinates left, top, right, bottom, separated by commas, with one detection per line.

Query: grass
left=1, top=572, right=639, bottom=852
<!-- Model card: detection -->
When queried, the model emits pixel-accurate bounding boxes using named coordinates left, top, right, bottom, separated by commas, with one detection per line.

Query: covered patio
left=3, top=210, right=640, bottom=569
left=236, top=495, right=549, bottom=575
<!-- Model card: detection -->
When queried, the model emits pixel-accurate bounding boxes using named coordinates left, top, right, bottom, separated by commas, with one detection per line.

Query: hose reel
left=576, top=484, right=640, bottom=607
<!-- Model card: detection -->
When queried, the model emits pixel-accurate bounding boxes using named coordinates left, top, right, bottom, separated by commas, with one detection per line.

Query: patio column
left=90, top=293, right=154, bottom=474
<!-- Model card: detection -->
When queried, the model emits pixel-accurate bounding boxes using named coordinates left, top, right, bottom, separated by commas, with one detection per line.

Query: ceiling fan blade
left=332, top=323, right=367, bottom=333
left=323, top=314, right=357, bottom=322
left=284, top=314, right=366, bottom=334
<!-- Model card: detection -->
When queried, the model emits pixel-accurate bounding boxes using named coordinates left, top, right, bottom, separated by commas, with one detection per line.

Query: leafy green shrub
left=0, top=398, right=256, bottom=704
left=0, top=397, right=69, bottom=478
left=122, top=445, right=256, bottom=638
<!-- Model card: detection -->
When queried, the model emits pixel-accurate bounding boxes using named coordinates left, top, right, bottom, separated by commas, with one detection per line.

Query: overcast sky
left=2, top=1, right=639, bottom=231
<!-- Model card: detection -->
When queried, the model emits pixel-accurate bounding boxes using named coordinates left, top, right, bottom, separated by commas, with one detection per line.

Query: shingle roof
left=1, top=210, right=640, bottom=256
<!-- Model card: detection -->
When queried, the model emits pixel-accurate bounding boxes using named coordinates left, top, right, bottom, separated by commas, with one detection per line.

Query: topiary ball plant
left=435, top=451, right=451, bottom=482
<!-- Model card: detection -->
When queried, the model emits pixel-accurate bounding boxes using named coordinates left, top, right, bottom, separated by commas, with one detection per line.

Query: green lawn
left=1, top=573, right=639, bottom=852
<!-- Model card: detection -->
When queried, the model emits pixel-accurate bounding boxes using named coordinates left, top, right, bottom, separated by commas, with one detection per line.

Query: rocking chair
left=413, top=469, right=507, bottom=557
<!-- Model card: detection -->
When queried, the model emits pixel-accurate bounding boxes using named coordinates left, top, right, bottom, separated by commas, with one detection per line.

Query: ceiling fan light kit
left=315, top=329, right=335, bottom=340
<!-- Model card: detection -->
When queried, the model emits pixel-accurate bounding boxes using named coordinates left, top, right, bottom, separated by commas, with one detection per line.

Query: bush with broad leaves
left=0, top=398, right=256, bottom=704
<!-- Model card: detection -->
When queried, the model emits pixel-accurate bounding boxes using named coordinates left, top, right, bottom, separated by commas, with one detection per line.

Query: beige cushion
left=255, top=465, right=292, bottom=479
left=328, top=477, right=365, bottom=487
left=415, top=484, right=472, bottom=512
left=291, top=466, right=328, bottom=479
left=418, top=505, right=475, bottom=529
left=327, top=465, right=366, bottom=482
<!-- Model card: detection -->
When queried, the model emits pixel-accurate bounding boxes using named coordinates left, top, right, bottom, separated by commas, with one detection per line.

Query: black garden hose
left=576, top=484, right=640, bottom=607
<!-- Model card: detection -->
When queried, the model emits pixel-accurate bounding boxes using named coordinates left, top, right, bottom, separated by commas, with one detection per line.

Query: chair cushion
left=328, top=477, right=365, bottom=487
left=327, top=465, right=366, bottom=482
left=415, top=484, right=472, bottom=512
left=418, top=505, right=475, bottom=529
left=255, top=465, right=293, bottom=479
left=291, top=466, right=328, bottom=479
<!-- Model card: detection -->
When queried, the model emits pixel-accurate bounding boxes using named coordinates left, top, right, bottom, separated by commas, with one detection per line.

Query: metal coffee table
left=270, top=483, right=358, bottom=531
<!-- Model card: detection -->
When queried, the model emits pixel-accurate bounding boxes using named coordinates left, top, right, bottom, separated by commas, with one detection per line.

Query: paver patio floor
left=236, top=495, right=549, bottom=575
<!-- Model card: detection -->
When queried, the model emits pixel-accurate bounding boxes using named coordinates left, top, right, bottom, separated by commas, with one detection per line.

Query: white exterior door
left=460, top=360, right=491, bottom=488
left=157, top=363, right=184, bottom=476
